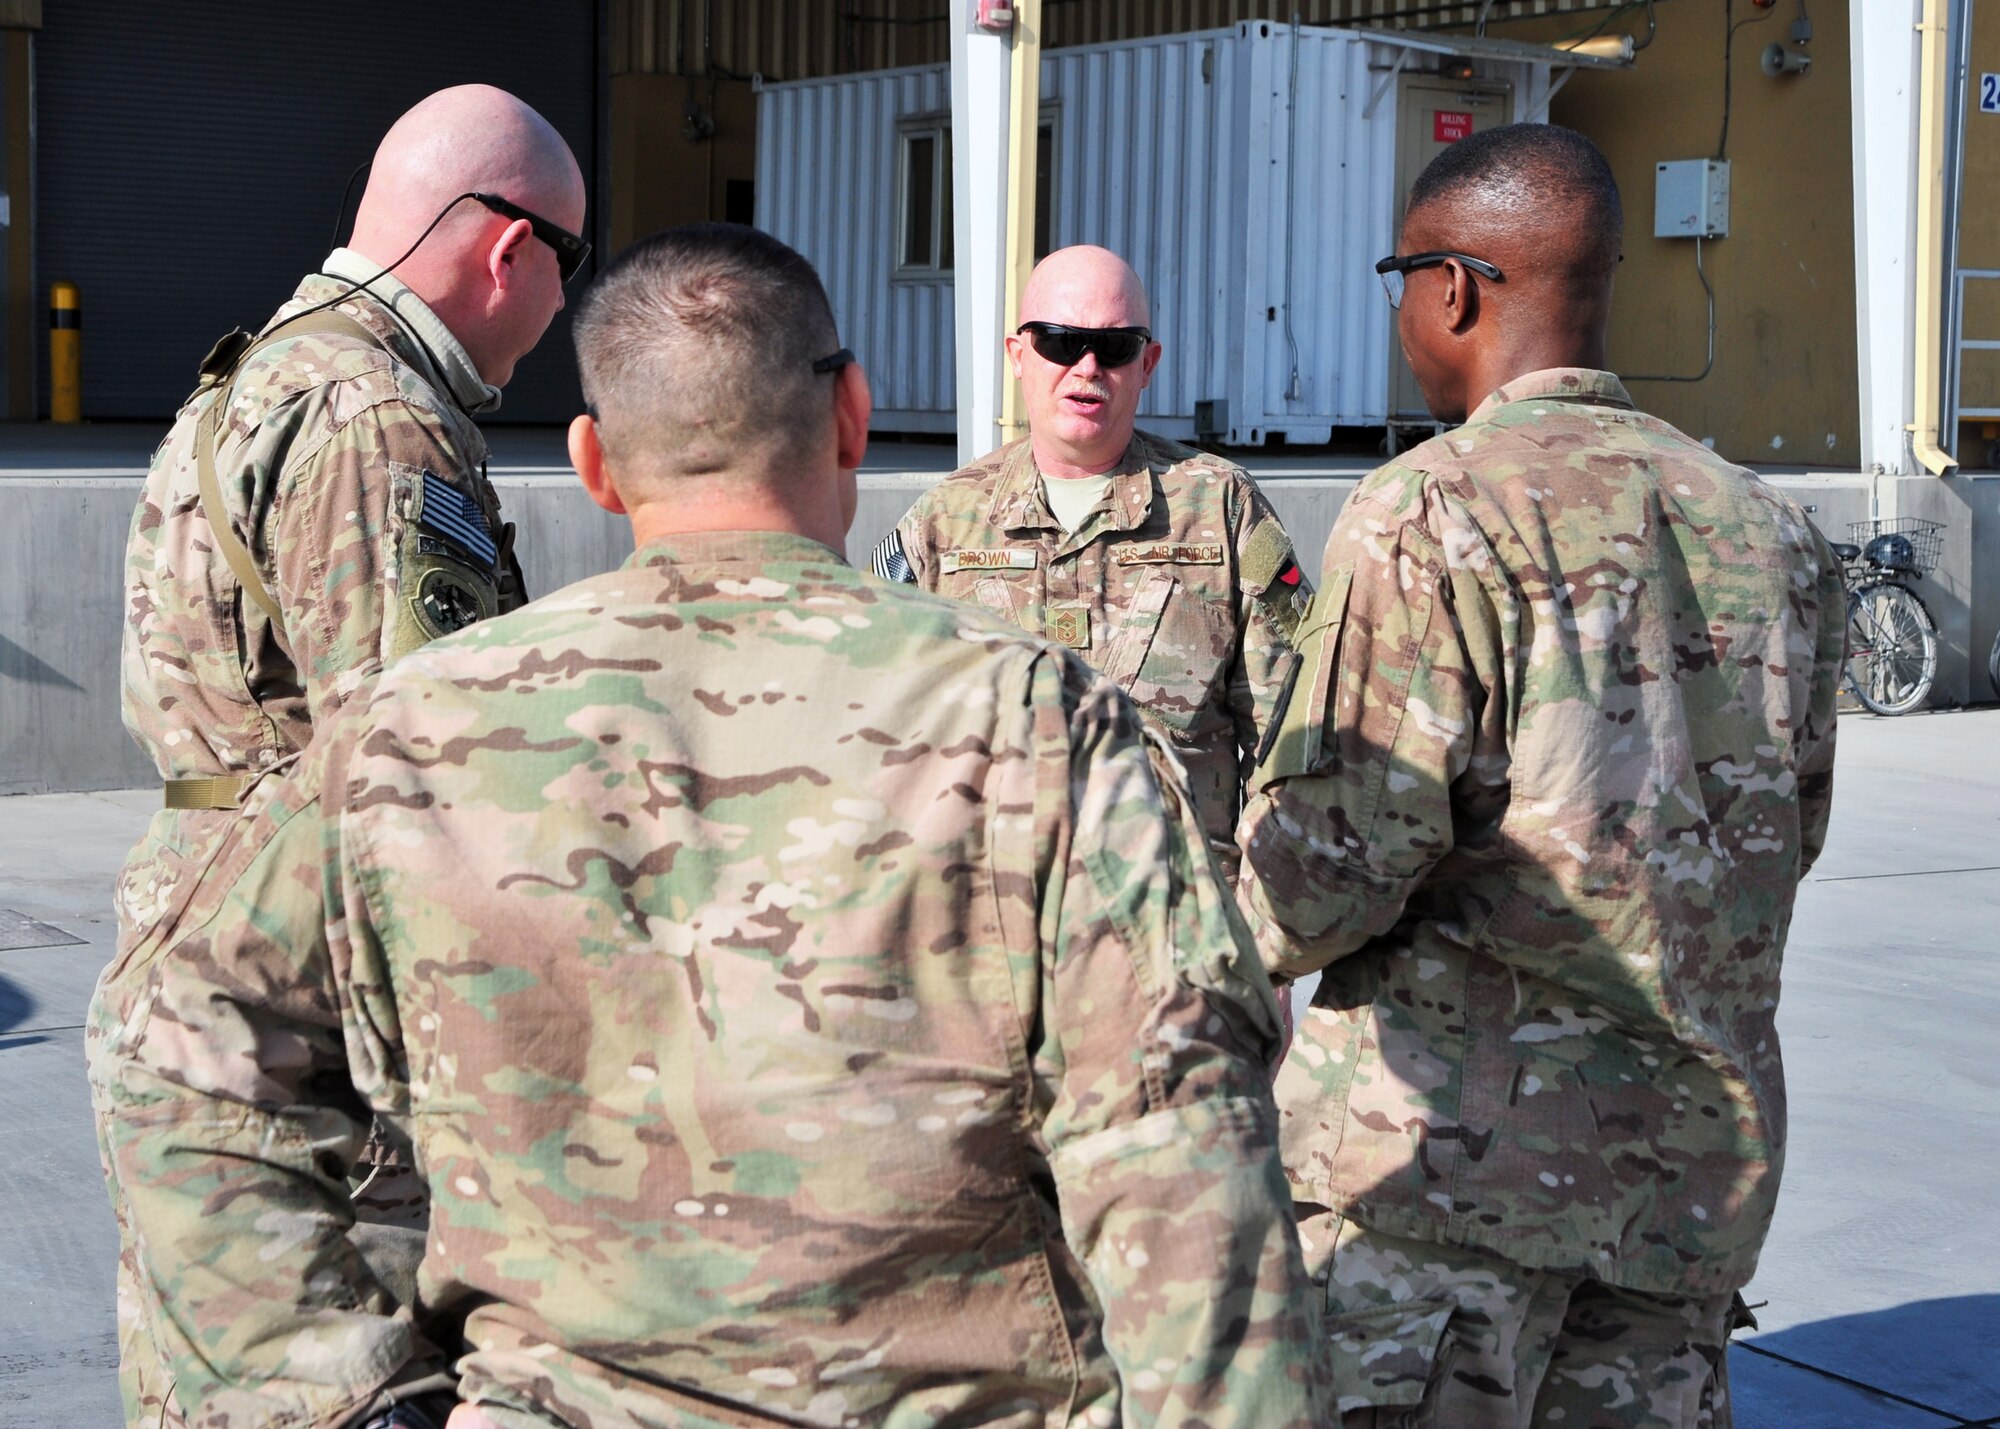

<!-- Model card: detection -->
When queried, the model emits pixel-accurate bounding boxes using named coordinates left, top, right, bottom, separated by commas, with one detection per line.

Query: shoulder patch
left=1239, top=518, right=1298, bottom=595
left=418, top=470, right=498, bottom=569
left=870, top=529, right=918, bottom=584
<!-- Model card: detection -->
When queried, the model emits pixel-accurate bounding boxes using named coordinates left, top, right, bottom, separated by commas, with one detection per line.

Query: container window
left=900, top=128, right=949, bottom=273
left=897, top=117, right=1055, bottom=276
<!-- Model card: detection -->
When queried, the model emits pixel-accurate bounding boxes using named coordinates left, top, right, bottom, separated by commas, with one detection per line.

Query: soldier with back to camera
left=1238, top=123, right=1845, bottom=1427
left=100, top=223, right=1333, bottom=1428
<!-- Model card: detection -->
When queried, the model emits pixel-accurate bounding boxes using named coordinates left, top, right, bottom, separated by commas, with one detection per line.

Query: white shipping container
left=756, top=23, right=1561, bottom=445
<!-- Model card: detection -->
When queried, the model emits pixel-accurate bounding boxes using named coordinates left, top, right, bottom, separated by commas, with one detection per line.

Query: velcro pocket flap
left=1325, top=1297, right=1455, bottom=1413
left=1251, top=565, right=1352, bottom=787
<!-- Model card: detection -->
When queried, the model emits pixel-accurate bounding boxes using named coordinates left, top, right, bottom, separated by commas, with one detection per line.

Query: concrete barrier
left=2, top=467, right=1989, bottom=796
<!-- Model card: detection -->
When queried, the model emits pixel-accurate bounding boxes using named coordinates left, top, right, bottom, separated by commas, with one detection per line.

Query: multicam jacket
left=115, top=265, right=524, bottom=945
left=1238, top=370, right=1846, bottom=1295
left=875, top=432, right=1309, bottom=870
left=100, top=531, right=1331, bottom=1427
left=100, top=265, right=523, bottom=1426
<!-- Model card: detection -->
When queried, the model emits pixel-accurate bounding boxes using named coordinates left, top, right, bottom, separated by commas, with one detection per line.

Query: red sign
left=1434, top=111, right=1475, bottom=143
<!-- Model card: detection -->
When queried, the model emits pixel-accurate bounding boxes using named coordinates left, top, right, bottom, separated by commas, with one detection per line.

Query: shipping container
left=756, top=22, right=1569, bottom=444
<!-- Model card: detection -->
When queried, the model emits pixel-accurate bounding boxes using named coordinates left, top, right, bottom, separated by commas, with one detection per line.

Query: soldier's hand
left=447, top=1407, right=506, bottom=1429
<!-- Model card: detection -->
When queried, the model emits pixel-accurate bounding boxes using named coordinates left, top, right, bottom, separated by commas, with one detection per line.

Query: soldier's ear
left=569, top=413, right=626, bottom=515
left=834, top=363, right=872, bottom=471
left=1440, top=257, right=1479, bottom=334
left=487, top=218, right=534, bottom=291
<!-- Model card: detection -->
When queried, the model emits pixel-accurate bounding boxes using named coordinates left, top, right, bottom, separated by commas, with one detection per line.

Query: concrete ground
left=0, top=709, right=1994, bottom=1424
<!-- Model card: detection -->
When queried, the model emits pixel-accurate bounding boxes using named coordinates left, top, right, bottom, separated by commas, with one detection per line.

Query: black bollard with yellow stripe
left=49, top=280, right=80, bottom=423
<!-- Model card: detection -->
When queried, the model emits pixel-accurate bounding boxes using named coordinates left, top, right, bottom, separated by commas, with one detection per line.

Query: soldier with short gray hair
left=1238, top=123, right=1845, bottom=1427
left=102, top=223, right=1332, bottom=1427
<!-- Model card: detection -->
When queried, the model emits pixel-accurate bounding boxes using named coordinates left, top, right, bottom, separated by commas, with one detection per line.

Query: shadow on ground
left=0, top=972, right=42, bottom=1050
left=1738, top=1295, right=2000, bottom=1426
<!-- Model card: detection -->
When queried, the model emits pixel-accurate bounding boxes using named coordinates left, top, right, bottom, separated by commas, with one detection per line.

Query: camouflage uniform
left=1237, top=370, right=1845, bottom=1426
left=98, top=531, right=1333, bottom=1426
left=95, top=254, right=525, bottom=1425
left=873, top=431, right=1309, bottom=874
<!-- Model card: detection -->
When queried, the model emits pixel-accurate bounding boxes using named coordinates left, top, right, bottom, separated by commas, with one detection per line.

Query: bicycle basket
left=1846, top=517, right=1944, bottom=576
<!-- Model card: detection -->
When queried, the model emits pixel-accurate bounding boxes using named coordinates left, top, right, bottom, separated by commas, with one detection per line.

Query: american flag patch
left=420, top=471, right=497, bottom=568
left=871, top=529, right=916, bottom=584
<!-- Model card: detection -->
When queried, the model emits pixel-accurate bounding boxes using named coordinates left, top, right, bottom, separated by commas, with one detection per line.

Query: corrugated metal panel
left=616, top=0, right=1649, bottom=77
left=1040, top=0, right=1635, bottom=51
left=612, top=0, right=940, bottom=79
left=758, top=22, right=1557, bottom=440
left=757, top=63, right=957, bottom=427
left=1042, top=31, right=1247, bottom=430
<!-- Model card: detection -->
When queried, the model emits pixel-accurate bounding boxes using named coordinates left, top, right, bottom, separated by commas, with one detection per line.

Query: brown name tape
left=941, top=548, right=1039, bottom=573
left=1115, top=542, right=1225, bottom=566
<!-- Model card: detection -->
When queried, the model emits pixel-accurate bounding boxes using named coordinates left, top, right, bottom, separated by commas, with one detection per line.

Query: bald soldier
left=1238, top=124, right=1845, bottom=1426
left=94, top=85, right=585, bottom=1428
left=874, top=246, right=1309, bottom=877
left=98, top=224, right=1330, bottom=1426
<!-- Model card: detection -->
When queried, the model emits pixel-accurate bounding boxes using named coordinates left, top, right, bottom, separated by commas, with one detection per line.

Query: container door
left=1388, top=77, right=1511, bottom=423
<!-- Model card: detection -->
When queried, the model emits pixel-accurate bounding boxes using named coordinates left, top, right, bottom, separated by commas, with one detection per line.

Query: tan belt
left=163, top=775, right=249, bottom=809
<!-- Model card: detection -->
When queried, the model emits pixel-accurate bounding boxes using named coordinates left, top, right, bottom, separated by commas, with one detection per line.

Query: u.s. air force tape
left=871, top=529, right=916, bottom=584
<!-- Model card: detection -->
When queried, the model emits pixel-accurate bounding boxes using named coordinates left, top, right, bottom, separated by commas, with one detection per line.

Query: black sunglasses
left=472, top=192, right=592, bottom=284
left=1374, top=251, right=1505, bottom=310
left=1016, top=321, right=1153, bottom=369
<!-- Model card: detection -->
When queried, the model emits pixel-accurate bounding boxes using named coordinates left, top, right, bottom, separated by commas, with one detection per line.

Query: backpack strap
left=194, top=309, right=384, bottom=631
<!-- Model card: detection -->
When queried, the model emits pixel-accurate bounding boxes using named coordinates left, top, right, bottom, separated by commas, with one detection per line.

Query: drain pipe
left=1911, top=0, right=1956, bottom=474
left=997, top=0, right=1043, bottom=447
left=1282, top=13, right=1303, bottom=403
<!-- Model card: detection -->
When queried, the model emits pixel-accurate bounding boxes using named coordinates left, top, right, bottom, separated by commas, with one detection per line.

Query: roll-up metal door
left=34, top=1, right=601, bottom=422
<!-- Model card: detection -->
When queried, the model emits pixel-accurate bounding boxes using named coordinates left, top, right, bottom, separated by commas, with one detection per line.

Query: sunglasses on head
left=1016, top=321, right=1153, bottom=369
left=471, top=192, right=592, bottom=284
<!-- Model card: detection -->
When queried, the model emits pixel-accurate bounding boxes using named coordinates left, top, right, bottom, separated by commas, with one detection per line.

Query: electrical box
left=1654, top=159, right=1730, bottom=239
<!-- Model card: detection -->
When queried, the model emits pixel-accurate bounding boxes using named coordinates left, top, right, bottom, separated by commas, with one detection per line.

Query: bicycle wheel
left=1845, top=582, right=1938, bottom=715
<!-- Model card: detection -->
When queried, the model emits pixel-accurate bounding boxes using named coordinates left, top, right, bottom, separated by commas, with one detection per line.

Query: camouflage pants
left=1296, top=1206, right=1743, bottom=1429
left=98, top=821, right=432, bottom=1424
left=103, top=1140, right=427, bottom=1426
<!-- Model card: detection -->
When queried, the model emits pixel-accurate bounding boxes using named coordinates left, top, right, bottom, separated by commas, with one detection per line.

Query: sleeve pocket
left=1251, top=566, right=1352, bottom=789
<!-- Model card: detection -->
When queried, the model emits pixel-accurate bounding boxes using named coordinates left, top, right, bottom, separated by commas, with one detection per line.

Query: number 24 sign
left=1983, top=73, right=2000, bottom=113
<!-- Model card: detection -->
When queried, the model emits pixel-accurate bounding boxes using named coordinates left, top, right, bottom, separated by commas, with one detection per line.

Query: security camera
left=1762, top=43, right=1811, bottom=77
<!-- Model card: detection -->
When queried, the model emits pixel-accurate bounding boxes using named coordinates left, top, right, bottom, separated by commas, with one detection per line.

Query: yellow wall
left=611, top=0, right=1643, bottom=79
left=610, top=74, right=757, bottom=256
left=1488, top=2, right=1859, bottom=467
left=1952, top=2, right=2000, bottom=463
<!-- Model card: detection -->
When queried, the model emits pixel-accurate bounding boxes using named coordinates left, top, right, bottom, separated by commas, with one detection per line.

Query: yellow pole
left=1911, top=0, right=1955, bottom=474
left=997, top=0, right=1042, bottom=447
left=49, top=280, right=80, bottom=424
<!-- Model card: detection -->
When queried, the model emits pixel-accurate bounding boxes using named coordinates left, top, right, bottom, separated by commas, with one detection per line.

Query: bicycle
left=1832, top=517, right=1942, bottom=716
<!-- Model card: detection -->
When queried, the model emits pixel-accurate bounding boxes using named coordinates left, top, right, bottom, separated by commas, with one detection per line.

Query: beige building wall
left=1953, top=1, right=2000, bottom=465
left=605, top=0, right=1650, bottom=254
left=606, top=1, right=1865, bottom=471
left=1486, top=3, right=1860, bottom=467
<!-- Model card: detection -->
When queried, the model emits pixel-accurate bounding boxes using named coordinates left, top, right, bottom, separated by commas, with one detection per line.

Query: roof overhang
left=1338, top=25, right=1635, bottom=71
